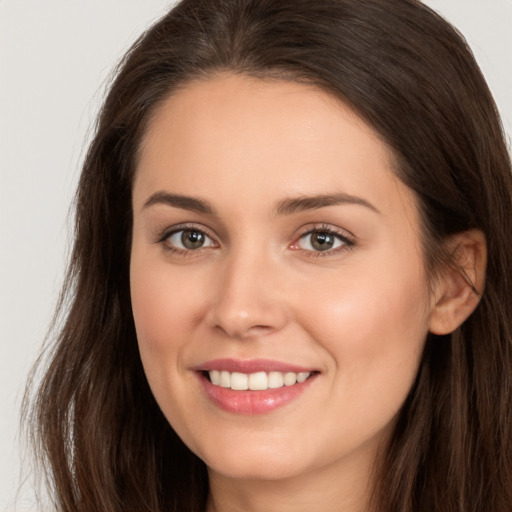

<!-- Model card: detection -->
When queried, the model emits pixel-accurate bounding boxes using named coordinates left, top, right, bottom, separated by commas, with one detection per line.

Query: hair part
left=25, top=0, right=512, bottom=510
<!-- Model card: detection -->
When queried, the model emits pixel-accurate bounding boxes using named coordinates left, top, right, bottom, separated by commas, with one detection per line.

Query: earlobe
left=429, top=229, right=487, bottom=335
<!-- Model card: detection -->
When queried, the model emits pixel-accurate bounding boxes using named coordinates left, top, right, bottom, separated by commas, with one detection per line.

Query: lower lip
left=198, top=373, right=316, bottom=414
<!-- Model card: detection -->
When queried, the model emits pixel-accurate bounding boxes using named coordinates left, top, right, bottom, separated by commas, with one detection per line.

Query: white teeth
left=230, top=372, right=248, bottom=390
left=297, top=372, right=309, bottom=383
left=208, top=370, right=311, bottom=390
left=268, top=371, right=284, bottom=389
left=248, top=371, right=268, bottom=390
left=210, top=370, right=221, bottom=385
left=220, top=371, right=231, bottom=388
left=284, top=372, right=297, bottom=386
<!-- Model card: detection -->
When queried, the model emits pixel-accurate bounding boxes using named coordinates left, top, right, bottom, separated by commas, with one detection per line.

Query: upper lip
left=196, top=358, right=316, bottom=374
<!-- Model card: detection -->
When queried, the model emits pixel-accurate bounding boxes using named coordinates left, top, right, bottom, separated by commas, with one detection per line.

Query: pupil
left=312, top=232, right=334, bottom=251
left=181, top=230, right=204, bottom=249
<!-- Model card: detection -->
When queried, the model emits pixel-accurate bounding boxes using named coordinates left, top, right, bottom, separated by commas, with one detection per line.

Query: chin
left=206, top=455, right=301, bottom=481
left=197, top=434, right=309, bottom=481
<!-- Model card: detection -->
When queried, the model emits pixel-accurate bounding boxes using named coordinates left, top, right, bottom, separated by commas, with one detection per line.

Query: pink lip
left=196, top=358, right=315, bottom=374
left=195, top=359, right=318, bottom=415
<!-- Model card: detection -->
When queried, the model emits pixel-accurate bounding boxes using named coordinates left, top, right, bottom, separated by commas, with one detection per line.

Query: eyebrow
left=141, top=191, right=379, bottom=216
left=142, top=191, right=215, bottom=214
left=275, top=193, right=379, bottom=216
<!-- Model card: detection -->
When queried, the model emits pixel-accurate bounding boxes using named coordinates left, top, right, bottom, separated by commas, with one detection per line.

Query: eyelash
left=292, top=224, right=355, bottom=257
left=157, top=224, right=218, bottom=256
left=156, top=223, right=355, bottom=257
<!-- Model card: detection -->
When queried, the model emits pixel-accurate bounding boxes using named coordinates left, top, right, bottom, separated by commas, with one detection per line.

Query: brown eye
left=310, top=232, right=336, bottom=251
left=297, top=230, right=347, bottom=252
left=181, top=229, right=205, bottom=249
left=167, top=229, right=215, bottom=250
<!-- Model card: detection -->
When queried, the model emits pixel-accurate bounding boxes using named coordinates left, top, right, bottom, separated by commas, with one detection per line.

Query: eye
left=166, top=228, right=216, bottom=250
left=294, top=227, right=354, bottom=254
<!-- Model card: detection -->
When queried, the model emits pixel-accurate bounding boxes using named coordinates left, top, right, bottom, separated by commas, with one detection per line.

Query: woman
left=27, top=0, right=512, bottom=510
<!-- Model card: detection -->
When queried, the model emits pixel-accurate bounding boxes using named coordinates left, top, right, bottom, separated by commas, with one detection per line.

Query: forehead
left=134, top=73, right=416, bottom=223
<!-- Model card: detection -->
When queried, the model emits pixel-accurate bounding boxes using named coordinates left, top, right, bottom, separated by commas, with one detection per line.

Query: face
left=130, top=73, right=433, bottom=484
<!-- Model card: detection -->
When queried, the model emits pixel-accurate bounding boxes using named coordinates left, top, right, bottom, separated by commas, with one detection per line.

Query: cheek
left=302, top=253, right=429, bottom=334
left=318, top=277, right=429, bottom=352
left=130, top=257, right=210, bottom=443
left=298, top=257, right=431, bottom=410
left=130, top=254, right=207, bottom=379
left=131, top=253, right=204, bottom=333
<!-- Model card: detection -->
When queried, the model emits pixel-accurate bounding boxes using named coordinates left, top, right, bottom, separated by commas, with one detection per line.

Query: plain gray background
left=1, top=1, right=511, bottom=509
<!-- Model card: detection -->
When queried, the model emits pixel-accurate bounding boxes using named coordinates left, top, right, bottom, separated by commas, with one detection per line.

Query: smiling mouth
left=197, top=362, right=319, bottom=414
left=203, top=370, right=315, bottom=391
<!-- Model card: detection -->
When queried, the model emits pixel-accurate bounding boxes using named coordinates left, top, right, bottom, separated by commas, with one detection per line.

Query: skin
left=130, top=73, right=479, bottom=512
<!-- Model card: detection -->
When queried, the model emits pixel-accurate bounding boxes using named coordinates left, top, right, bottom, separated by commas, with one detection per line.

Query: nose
left=207, top=249, right=289, bottom=340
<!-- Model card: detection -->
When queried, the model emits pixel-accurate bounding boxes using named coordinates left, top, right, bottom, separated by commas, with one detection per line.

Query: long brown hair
left=26, top=0, right=512, bottom=510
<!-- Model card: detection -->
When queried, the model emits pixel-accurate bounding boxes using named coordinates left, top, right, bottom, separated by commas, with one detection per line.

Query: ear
left=429, top=229, right=487, bottom=335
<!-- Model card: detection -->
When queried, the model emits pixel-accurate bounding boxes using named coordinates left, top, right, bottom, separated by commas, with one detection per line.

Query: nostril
left=213, top=322, right=273, bottom=339
left=240, top=324, right=275, bottom=338
left=251, top=325, right=273, bottom=334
